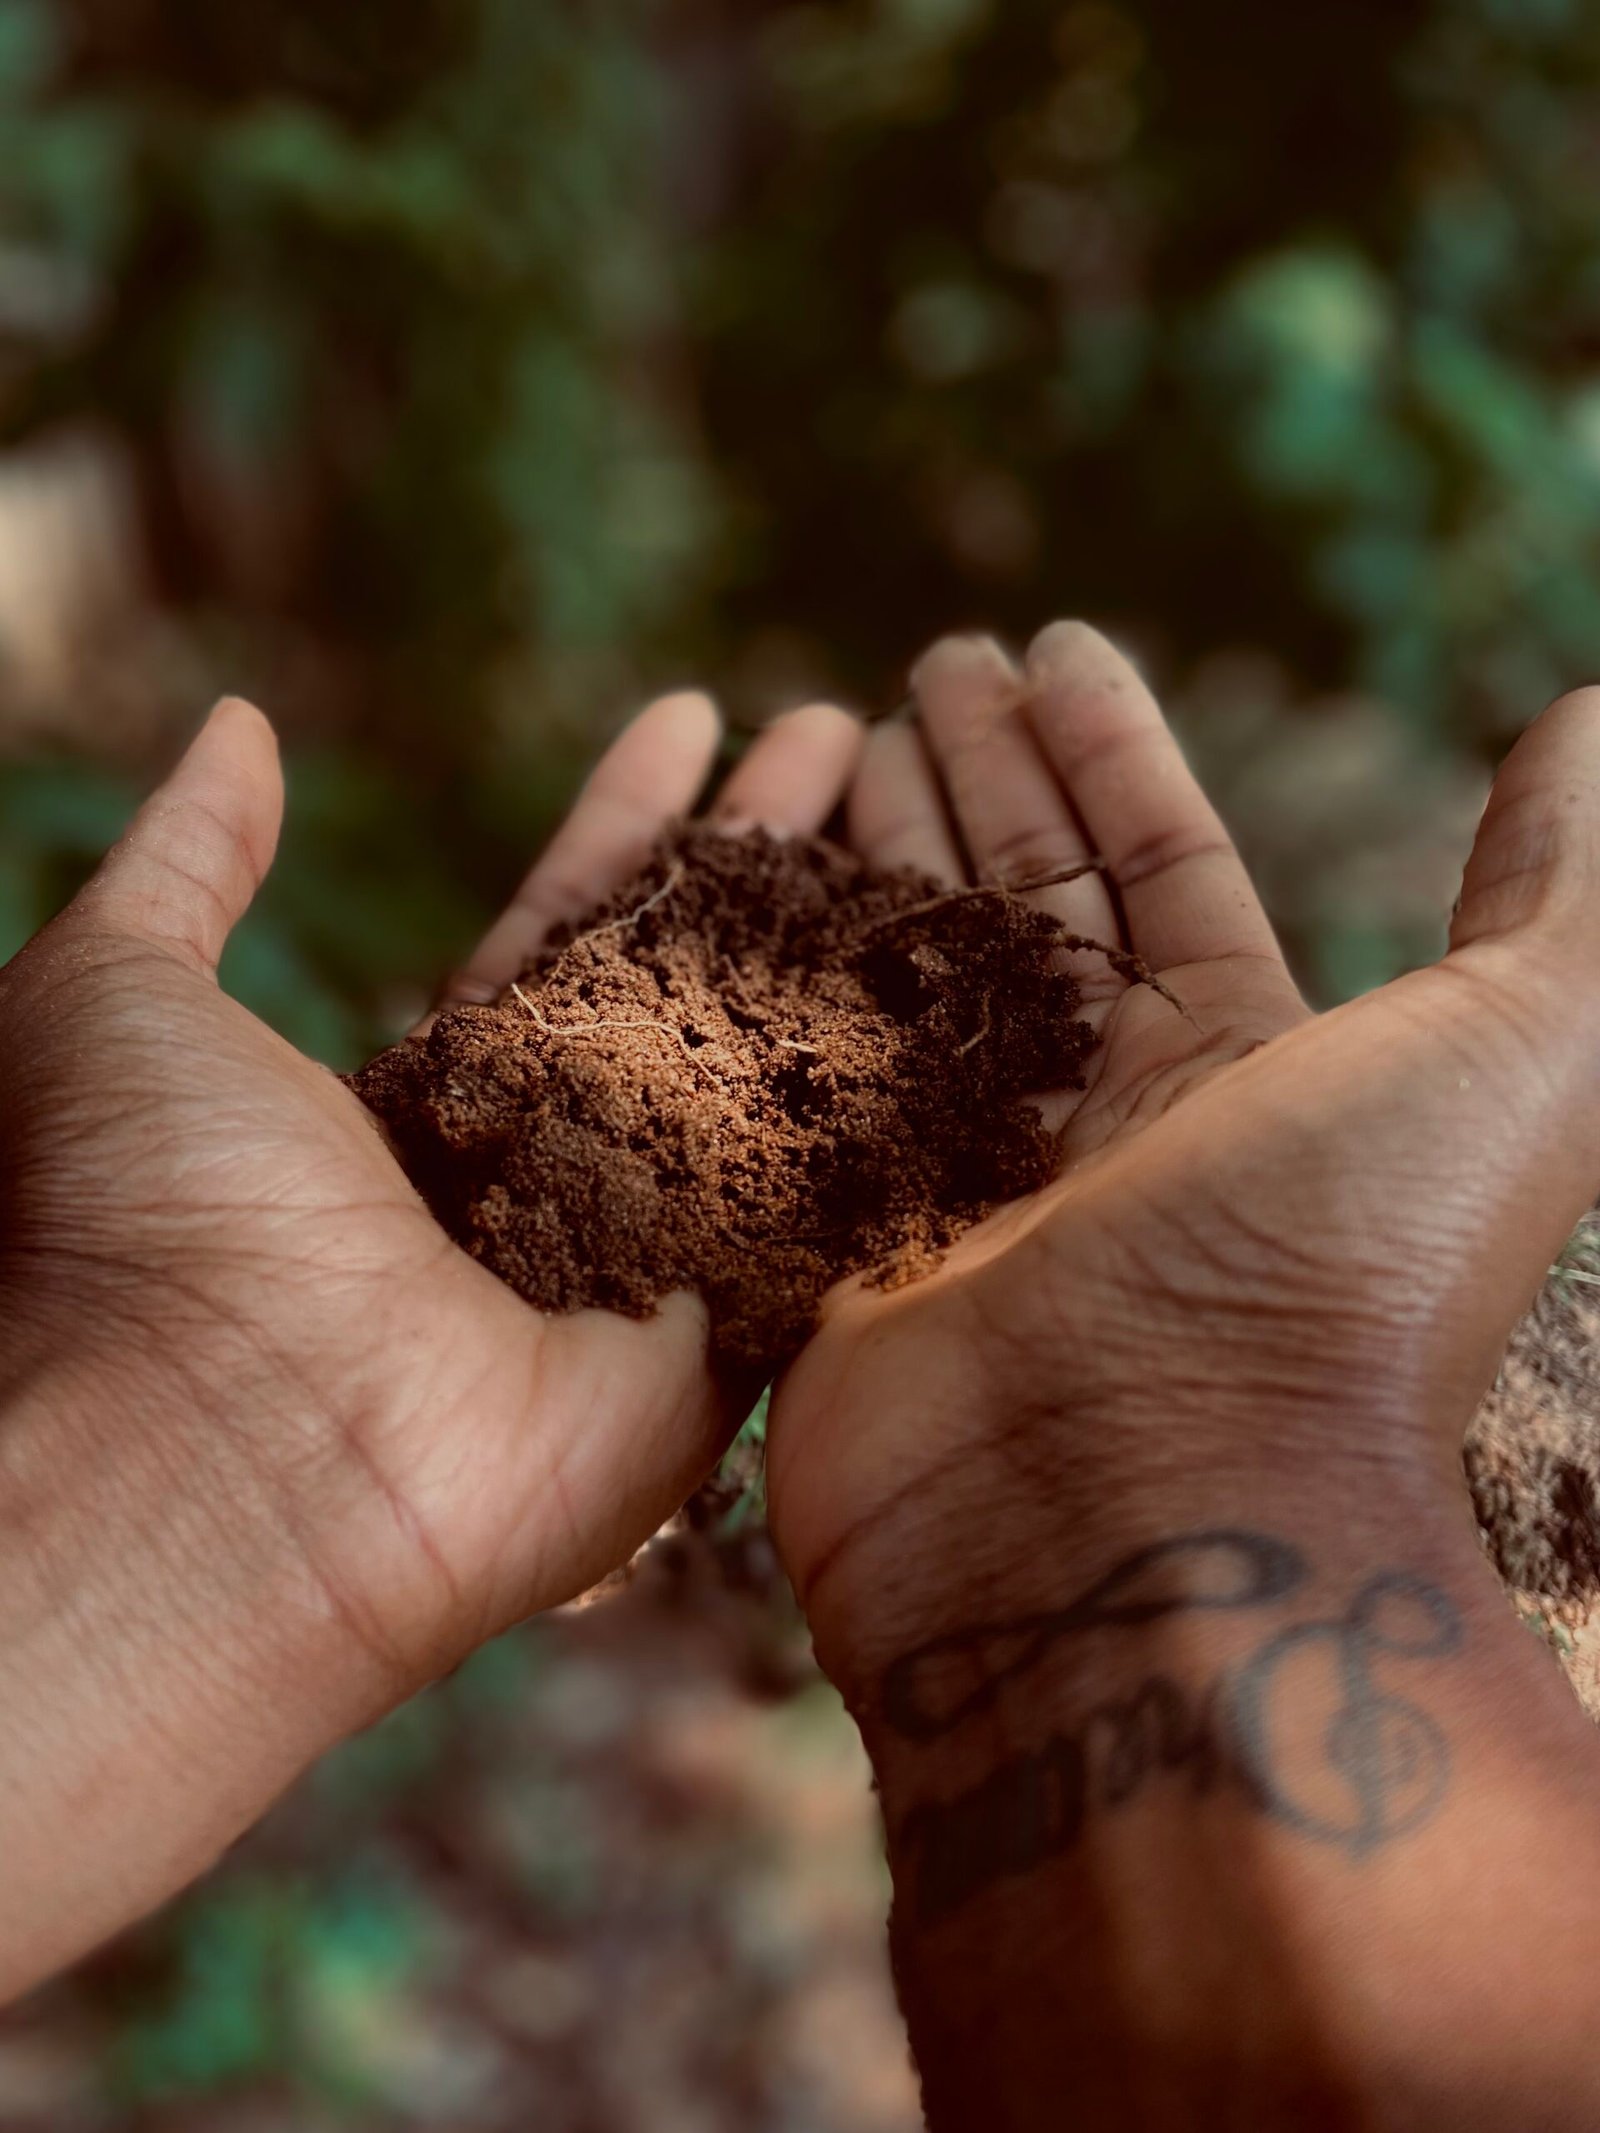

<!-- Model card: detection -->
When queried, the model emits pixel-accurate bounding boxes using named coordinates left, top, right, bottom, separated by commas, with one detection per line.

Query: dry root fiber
left=349, top=825, right=1107, bottom=1370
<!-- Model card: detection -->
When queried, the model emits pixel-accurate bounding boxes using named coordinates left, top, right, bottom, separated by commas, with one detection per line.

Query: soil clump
left=350, top=825, right=1103, bottom=1369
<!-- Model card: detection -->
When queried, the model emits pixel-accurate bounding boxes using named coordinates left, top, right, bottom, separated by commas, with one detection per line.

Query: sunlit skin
left=767, top=626, right=1600, bottom=1669
left=760, top=626, right=1600, bottom=2129
left=0, top=686, right=864, bottom=1991
left=1, top=621, right=1599, bottom=2124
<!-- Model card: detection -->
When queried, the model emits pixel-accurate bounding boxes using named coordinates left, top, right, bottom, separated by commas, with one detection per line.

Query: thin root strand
left=862, top=865, right=1192, bottom=1022
left=562, top=863, right=685, bottom=956
left=1056, top=938, right=1197, bottom=1026
left=509, top=981, right=718, bottom=1079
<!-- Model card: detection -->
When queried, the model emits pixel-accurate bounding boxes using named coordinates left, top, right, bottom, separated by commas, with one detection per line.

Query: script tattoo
left=881, top=1531, right=1465, bottom=1926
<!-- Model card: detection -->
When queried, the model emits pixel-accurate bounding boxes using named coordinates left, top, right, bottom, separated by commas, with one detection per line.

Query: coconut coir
left=348, top=825, right=1099, bottom=1370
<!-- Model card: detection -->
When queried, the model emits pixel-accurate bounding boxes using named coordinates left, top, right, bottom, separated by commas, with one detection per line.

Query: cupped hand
left=0, top=690, right=864, bottom=1697
left=765, top=625, right=1600, bottom=1683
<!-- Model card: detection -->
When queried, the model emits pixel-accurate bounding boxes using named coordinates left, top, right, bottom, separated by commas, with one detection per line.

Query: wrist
left=0, top=1351, right=402, bottom=1998
left=833, top=1490, right=1600, bottom=2131
left=785, top=1372, right=1466, bottom=1725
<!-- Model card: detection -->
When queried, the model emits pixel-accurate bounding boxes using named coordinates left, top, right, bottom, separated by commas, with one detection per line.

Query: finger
left=846, top=719, right=965, bottom=884
left=81, top=697, right=282, bottom=975
left=435, top=691, right=720, bottom=1014
left=911, top=635, right=1122, bottom=943
left=1421, top=688, right=1600, bottom=1378
left=710, top=701, right=866, bottom=836
left=1022, top=621, right=1289, bottom=978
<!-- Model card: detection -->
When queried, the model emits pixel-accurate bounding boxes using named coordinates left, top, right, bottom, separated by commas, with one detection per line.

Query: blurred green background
left=0, top=0, right=1593, bottom=2123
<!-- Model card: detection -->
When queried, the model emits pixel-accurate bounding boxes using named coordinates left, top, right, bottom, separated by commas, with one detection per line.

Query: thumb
left=80, top=698, right=283, bottom=975
left=1449, top=684, right=1600, bottom=978
left=1408, top=683, right=1600, bottom=1316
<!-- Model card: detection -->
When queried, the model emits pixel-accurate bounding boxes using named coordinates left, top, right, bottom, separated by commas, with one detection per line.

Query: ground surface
left=0, top=1543, right=920, bottom=2132
left=1467, top=1212, right=1600, bottom=1717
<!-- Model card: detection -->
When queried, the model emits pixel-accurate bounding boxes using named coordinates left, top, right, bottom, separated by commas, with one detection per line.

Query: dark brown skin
left=765, top=628, right=1600, bottom=2128
left=0, top=622, right=1598, bottom=2133
left=0, top=686, right=864, bottom=1994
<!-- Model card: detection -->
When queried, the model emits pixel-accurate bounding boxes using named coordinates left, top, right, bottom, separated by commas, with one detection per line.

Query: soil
left=349, top=824, right=1102, bottom=1369
left=1463, top=1213, right=1600, bottom=1716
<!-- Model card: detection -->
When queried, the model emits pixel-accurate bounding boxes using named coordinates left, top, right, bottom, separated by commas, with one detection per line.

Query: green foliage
left=3, top=0, right=717, bottom=743
left=9, top=2, right=1600, bottom=2106
left=10, top=0, right=1600, bottom=766
left=714, top=1386, right=772, bottom=1533
left=1553, top=1220, right=1600, bottom=1296
left=689, top=0, right=1600, bottom=747
left=110, top=1870, right=434, bottom=2105
left=104, top=1628, right=548, bottom=2108
left=0, top=749, right=484, bottom=1065
left=0, top=758, right=133, bottom=941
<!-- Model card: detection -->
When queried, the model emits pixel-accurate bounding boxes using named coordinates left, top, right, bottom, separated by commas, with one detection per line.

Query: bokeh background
left=0, top=0, right=1594, bottom=2123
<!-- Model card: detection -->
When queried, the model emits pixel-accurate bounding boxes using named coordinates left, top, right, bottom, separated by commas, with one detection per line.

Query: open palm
left=0, top=689, right=864, bottom=1696
left=766, top=625, right=1600, bottom=1672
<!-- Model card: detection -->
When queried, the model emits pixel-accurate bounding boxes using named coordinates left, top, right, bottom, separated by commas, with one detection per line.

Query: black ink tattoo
left=881, top=1529, right=1307, bottom=1743
left=882, top=1532, right=1465, bottom=1927
left=1231, top=1570, right=1463, bottom=1853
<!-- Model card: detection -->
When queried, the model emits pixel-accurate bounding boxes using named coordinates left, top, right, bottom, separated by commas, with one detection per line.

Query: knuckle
left=1113, top=828, right=1234, bottom=893
left=983, top=820, right=1084, bottom=882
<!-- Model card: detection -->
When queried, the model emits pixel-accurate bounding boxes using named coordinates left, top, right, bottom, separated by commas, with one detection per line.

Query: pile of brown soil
left=350, top=825, right=1103, bottom=1369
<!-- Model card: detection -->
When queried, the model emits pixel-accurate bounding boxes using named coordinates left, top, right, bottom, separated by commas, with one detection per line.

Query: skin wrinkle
left=1112, top=832, right=1241, bottom=895
left=0, top=937, right=176, bottom=1042
left=1407, top=961, right=1574, bottom=1116
left=7, top=643, right=1600, bottom=2056
left=1455, top=796, right=1562, bottom=928
left=1170, top=1194, right=1337, bottom=1295
left=783, top=1312, right=1011, bottom=1631
left=123, top=850, right=240, bottom=965
left=1131, top=1199, right=1413, bottom=1355
left=143, top=780, right=277, bottom=891
left=790, top=1430, right=977, bottom=1627
left=33, top=1332, right=350, bottom=1727
left=0, top=684, right=930, bottom=1998
left=978, top=819, right=1099, bottom=888
left=1068, top=1036, right=1228, bottom=1144
left=31, top=1228, right=458, bottom=1693
left=142, top=796, right=261, bottom=904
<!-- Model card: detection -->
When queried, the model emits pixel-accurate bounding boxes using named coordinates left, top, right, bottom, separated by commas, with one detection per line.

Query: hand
left=0, top=687, right=861, bottom=1992
left=766, top=624, right=1600, bottom=1683
left=761, top=625, right=1600, bottom=2127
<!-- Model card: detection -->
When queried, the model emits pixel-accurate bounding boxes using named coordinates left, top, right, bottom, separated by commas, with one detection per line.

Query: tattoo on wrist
left=877, top=1531, right=1465, bottom=1927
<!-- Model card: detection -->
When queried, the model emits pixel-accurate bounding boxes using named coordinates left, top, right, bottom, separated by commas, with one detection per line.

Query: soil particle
left=349, top=825, right=1099, bottom=1369
left=1466, top=1227, right=1600, bottom=1611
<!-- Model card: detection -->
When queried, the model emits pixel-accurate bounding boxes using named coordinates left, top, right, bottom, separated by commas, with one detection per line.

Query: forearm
left=0, top=1352, right=396, bottom=1998
left=827, top=1434, right=1600, bottom=2130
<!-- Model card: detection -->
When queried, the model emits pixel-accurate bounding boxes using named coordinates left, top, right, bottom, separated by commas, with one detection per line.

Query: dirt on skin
left=349, top=824, right=1101, bottom=1370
